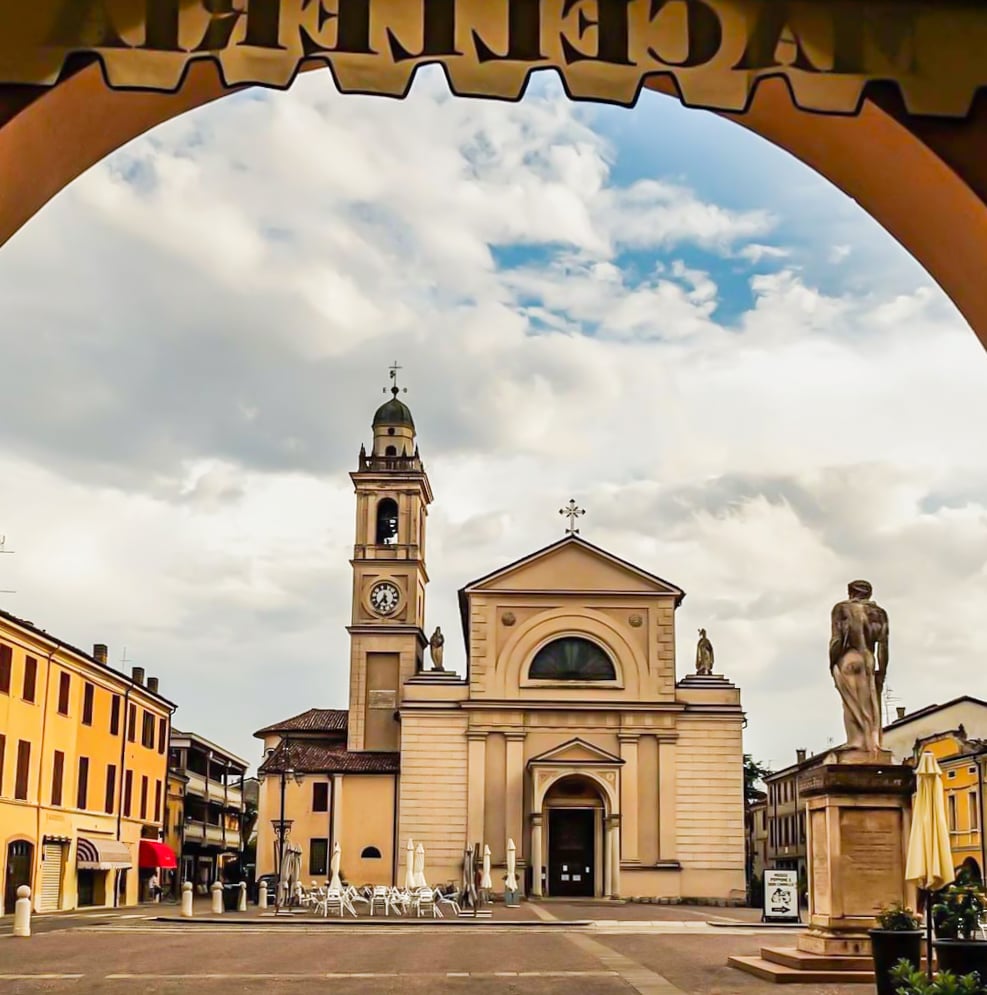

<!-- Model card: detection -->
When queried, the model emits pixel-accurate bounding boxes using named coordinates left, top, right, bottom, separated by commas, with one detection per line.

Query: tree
left=744, top=753, right=772, bottom=804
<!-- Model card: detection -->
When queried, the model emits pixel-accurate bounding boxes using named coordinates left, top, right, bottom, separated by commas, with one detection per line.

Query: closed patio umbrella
left=905, top=751, right=955, bottom=978
left=481, top=845, right=492, bottom=892
left=413, top=842, right=428, bottom=890
left=405, top=839, right=416, bottom=892
left=329, top=840, right=342, bottom=892
left=505, top=839, right=518, bottom=892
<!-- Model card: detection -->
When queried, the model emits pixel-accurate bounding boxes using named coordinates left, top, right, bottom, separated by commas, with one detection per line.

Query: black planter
left=870, top=930, right=923, bottom=995
left=934, top=939, right=987, bottom=983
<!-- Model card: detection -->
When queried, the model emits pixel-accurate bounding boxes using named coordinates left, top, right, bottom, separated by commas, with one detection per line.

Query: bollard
left=181, top=881, right=194, bottom=918
left=210, top=881, right=223, bottom=915
left=238, top=882, right=247, bottom=912
left=258, top=882, right=268, bottom=909
left=13, top=885, right=31, bottom=938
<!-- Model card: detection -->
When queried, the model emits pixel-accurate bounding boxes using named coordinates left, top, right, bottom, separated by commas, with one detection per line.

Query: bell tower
left=347, top=365, right=433, bottom=752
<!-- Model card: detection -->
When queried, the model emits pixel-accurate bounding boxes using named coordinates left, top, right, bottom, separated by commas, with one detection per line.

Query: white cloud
left=0, top=71, right=985, bottom=770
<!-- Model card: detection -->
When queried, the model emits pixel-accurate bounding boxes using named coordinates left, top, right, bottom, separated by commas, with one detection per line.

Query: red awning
left=139, top=840, right=177, bottom=870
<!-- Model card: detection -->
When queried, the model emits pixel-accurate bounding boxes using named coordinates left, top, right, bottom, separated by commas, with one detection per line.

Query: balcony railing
left=184, top=820, right=239, bottom=847
left=183, top=771, right=243, bottom=808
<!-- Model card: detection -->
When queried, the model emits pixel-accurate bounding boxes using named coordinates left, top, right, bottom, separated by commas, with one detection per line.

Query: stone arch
left=533, top=767, right=618, bottom=815
left=494, top=607, right=644, bottom=698
left=2, top=66, right=987, bottom=351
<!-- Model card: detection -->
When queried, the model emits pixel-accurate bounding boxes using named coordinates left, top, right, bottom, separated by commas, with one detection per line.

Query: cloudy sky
left=1, top=68, right=986, bottom=774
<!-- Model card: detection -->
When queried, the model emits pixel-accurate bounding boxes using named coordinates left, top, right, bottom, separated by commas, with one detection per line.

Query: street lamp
left=260, top=739, right=304, bottom=915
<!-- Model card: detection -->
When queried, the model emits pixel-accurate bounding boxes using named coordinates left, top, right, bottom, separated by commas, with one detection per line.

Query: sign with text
left=0, top=1, right=985, bottom=117
left=763, top=869, right=800, bottom=922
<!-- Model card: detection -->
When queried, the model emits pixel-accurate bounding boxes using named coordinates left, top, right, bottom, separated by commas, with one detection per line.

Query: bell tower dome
left=347, top=365, right=433, bottom=753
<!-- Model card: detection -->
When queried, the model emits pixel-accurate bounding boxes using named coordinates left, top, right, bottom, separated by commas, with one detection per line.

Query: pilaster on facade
left=618, top=733, right=640, bottom=865
left=504, top=732, right=526, bottom=860
left=466, top=732, right=487, bottom=847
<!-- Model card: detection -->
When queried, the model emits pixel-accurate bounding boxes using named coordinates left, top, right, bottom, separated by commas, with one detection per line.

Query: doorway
left=548, top=808, right=595, bottom=897
left=4, top=840, right=34, bottom=914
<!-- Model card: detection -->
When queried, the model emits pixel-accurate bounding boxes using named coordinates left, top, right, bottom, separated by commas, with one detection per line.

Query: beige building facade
left=256, top=383, right=746, bottom=902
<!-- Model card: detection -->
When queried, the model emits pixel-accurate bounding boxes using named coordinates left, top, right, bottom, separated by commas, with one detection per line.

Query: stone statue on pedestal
left=829, top=580, right=889, bottom=754
left=695, top=628, right=714, bottom=675
left=429, top=626, right=445, bottom=671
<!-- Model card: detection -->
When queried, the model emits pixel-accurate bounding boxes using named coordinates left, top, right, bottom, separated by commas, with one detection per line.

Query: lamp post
left=265, top=738, right=303, bottom=916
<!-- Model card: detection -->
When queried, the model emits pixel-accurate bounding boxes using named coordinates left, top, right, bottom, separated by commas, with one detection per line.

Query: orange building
left=0, top=609, right=176, bottom=913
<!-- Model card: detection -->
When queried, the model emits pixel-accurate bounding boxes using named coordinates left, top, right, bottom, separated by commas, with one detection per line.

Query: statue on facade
left=829, top=580, right=889, bottom=754
left=695, top=628, right=714, bottom=675
left=429, top=626, right=445, bottom=671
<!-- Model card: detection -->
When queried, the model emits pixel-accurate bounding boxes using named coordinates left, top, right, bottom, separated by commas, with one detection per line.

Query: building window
left=82, top=682, right=94, bottom=726
left=949, top=793, right=958, bottom=831
left=0, top=734, right=5, bottom=794
left=57, top=672, right=70, bottom=715
left=127, top=703, right=137, bottom=742
left=375, top=498, right=399, bottom=545
left=0, top=644, right=11, bottom=694
left=971, top=791, right=980, bottom=832
left=110, top=695, right=121, bottom=735
left=948, top=770, right=957, bottom=779
left=528, top=637, right=617, bottom=681
left=157, top=717, right=167, bottom=754
left=51, top=751, right=64, bottom=806
left=22, top=657, right=37, bottom=703
left=309, top=838, right=329, bottom=876
left=15, top=740, right=30, bottom=800
left=124, top=770, right=133, bottom=817
left=105, top=764, right=117, bottom=814
left=140, top=775, right=148, bottom=820
left=141, top=711, right=155, bottom=749
left=361, top=846, right=382, bottom=859
left=77, top=756, right=90, bottom=810
left=312, top=782, right=329, bottom=813
left=154, top=780, right=162, bottom=823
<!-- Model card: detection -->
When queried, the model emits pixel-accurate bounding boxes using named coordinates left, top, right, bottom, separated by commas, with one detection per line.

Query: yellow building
left=256, top=378, right=747, bottom=902
left=0, top=609, right=175, bottom=913
left=909, top=729, right=986, bottom=883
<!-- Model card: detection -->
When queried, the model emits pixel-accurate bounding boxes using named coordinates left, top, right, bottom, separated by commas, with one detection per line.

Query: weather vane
left=385, top=361, right=408, bottom=397
left=559, top=499, right=586, bottom=535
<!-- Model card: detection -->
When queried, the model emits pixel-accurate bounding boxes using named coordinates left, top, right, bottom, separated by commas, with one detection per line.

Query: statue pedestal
left=796, top=762, right=914, bottom=956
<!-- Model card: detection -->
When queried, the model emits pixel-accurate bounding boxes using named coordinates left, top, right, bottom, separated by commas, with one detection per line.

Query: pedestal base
left=796, top=762, right=914, bottom=959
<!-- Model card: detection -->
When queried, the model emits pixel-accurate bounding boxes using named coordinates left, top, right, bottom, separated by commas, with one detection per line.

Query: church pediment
left=527, top=738, right=624, bottom=767
left=460, top=535, right=685, bottom=601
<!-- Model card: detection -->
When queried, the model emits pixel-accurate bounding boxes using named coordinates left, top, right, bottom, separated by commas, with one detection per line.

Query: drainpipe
left=35, top=640, right=63, bottom=911
left=115, top=685, right=132, bottom=908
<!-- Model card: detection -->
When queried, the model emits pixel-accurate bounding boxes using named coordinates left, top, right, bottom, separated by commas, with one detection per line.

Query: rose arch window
left=529, top=637, right=616, bottom=681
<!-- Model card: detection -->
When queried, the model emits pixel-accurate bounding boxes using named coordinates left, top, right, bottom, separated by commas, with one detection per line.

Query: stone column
left=210, top=881, right=223, bottom=914
left=331, top=774, right=344, bottom=850
left=505, top=733, right=525, bottom=862
left=530, top=814, right=543, bottom=896
left=181, top=881, right=194, bottom=917
left=657, top=738, right=678, bottom=861
left=607, top=815, right=621, bottom=898
left=13, top=886, right=31, bottom=937
left=618, top=735, right=640, bottom=865
left=467, top=732, right=487, bottom=846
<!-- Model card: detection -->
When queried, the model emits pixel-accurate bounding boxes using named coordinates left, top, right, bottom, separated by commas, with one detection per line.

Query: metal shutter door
left=39, top=843, right=64, bottom=912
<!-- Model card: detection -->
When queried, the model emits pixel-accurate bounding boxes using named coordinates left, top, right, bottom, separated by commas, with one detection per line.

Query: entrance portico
left=529, top=743, right=621, bottom=899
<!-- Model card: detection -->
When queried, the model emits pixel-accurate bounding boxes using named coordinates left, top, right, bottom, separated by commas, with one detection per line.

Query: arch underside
left=2, top=62, right=987, bottom=351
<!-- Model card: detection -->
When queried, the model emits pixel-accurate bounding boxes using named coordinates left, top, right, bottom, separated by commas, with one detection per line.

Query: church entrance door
left=548, top=809, right=595, bottom=897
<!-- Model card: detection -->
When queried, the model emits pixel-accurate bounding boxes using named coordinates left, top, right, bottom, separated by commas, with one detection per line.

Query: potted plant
left=933, top=878, right=987, bottom=980
left=871, top=902, right=924, bottom=995
left=889, top=959, right=984, bottom=995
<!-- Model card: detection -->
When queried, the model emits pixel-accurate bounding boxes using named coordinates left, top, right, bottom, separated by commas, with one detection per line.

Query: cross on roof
left=560, top=499, right=586, bottom=535
left=385, top=361, right=405, bottom=397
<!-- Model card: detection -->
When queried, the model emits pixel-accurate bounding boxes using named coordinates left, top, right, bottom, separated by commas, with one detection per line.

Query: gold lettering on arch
left=0, top=0, right=983, bottom=118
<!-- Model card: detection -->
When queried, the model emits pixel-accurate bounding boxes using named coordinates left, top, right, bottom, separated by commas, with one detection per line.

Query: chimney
left=896, top=706, right=906, bottom=720
left=147, top=676, right=159, bottom=694
left=796, top=748, right=807, bottom=765
left=131, top=666, right=145, bottom=686
left=93, top=643, right=108, bottom=665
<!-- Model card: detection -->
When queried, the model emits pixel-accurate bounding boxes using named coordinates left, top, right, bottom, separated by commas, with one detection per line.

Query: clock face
left=369, top=581, right=401, bottom=616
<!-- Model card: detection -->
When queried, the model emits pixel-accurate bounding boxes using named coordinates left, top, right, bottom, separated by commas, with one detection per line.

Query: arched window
left=385, top=445, right=397, bottom=457
left=375, top=498, right=399, bottom=545
left=529, top=637, right=616, bottom=681
left=361, top=846, right=382, bottom=859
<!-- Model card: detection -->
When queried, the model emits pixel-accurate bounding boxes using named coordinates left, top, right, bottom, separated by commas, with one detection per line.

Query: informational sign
left=0, top=1, right=985, bottom=118
left=763, top=869, right=800, bottom=923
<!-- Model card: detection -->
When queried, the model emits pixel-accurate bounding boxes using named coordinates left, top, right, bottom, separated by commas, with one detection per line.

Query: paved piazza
left=0, top=904, right=862, bottom=995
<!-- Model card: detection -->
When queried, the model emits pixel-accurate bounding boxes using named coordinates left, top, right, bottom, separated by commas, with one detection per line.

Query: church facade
left=255, top=384, right=746, bottom=902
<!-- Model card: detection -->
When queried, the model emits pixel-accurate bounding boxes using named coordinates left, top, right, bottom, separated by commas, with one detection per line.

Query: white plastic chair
left=369, top=886, right=390, bottom=917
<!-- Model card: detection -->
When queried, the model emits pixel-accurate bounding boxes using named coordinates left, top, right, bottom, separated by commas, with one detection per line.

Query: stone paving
left=0, top=903, right=862, bottom=994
